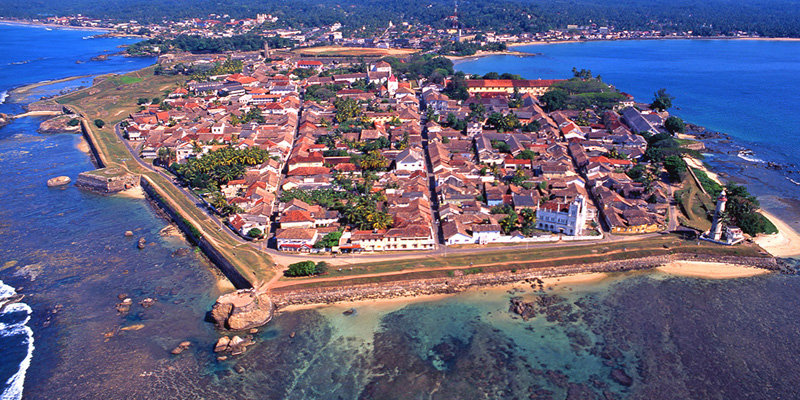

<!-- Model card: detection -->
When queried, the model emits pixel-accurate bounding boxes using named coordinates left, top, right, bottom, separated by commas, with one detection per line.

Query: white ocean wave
left=0, top=281, right=14, bottom=300
left=737, top=151, right=765, bottom=164
left=0, top=90, right=7, bottom=105
left=0, top=282, right=34, bottom=400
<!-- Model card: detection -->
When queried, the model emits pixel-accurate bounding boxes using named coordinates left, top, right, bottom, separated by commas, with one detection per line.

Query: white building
left=471, top=224, right=502, bottom=244
left=275, top=228, right=318, bottom=251
left=395, top=147, right=425, bottom=172
left=535, top=195, right=588, bottom=236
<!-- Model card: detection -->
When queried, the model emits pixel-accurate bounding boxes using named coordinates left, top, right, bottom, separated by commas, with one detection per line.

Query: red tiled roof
left=588, top=156, right=633, bottom=165
left=466, top=79, right=564, bottom=88
left=281, top=210, right=315, bottom=223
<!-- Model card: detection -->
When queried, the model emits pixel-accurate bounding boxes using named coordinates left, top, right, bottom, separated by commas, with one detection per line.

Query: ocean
left=1, top=26, right=800, bottom=399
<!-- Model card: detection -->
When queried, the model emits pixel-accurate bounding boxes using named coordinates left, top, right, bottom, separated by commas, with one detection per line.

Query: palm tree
left=520, top=208, right=536, bottom=228
left=500, top=214, right=518, bottom=235
left=368, top=211, right=393, bottom=230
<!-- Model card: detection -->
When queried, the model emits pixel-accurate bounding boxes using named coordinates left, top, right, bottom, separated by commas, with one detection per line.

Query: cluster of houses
left=419, top=78, right=670, bottom=244
left=120, top=48, right=678, bottom=254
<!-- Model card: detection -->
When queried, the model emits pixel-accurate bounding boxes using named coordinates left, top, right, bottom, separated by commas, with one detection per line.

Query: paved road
left=114, top=123, right=251, bottom=245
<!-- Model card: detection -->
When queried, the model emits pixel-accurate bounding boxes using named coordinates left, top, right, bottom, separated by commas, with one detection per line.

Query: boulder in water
left=214, top=336, right=231, bottom=353
left=47, top=176, right=71, bottom=187
left=210, top=289, right=274, bottom=331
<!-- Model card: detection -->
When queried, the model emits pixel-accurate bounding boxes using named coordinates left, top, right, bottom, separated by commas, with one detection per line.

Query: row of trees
left=127, top=35, right=294, bottom=55
left=438, top=41, right=507, bottom=57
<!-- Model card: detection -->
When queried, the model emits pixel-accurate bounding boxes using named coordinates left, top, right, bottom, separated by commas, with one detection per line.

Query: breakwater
left=270, top=254, right=777, bottom=308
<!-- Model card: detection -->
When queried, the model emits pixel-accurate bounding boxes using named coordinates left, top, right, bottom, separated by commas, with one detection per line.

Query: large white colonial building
left=535, top=195, right=588, bottom=236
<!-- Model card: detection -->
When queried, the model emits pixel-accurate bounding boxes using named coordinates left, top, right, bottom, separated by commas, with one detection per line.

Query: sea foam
left=0, top=282, right=34, bottom=400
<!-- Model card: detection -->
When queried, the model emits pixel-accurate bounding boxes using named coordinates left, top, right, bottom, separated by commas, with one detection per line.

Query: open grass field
left=292, top=46, right=418, bottom=57
left=675, top=174, right=714, bottom=232
left=275, top=233, right=768, bottom=288
left=53, top=66, right=277, bottom=284
left=274, top=235, right=768, bottom=291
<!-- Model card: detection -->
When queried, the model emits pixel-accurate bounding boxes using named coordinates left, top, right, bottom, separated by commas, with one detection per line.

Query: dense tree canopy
left=4, top=0, right=800, bottom=37
left=173, top=146, right=270, bottom=190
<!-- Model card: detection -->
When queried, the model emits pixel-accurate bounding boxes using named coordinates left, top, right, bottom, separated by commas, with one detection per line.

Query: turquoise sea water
left=2, top=27, right=800, bottom=399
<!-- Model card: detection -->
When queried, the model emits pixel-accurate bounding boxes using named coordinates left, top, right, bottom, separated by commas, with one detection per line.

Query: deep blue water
left=456, top=39, right=800, bottom=227
left=2, top=27, right=800, bottom=399
left=0, top=23, right=203, bottom=400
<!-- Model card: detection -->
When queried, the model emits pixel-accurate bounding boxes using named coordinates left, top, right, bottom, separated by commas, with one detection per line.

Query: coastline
left=0, top=19, right=111, bottom=32
left=446, top=50, right=534, bottom=62
left=755, top=211, right=800, bottom=258
left=656, top=261, right=771, bottom=279
left=280, top=272, right=613, bottom=313
left=684, top=156, right=723, bottom=185
left=507, top=36, right=800, bottom=49
left=10, top=76, right=92, bottom=98
left=269, top=254, right=777, bottom=309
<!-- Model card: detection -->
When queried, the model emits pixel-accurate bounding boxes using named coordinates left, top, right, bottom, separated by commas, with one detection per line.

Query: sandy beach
left=755, top=210, right=800, bottom=257
left=278, top=271, right=611, bottom=312
left=0, top=19, right=111, bottom=32
left=447, top=50, right=534, bottom=62
left=116, top=186, right=146, bottom=199
left=539, top=272, right=609, bottom=287
left=508, top=40, right=584, bottom=47
left=74, top=137, right=91, bottom=154
left=656, top=261, right=771, bottom=279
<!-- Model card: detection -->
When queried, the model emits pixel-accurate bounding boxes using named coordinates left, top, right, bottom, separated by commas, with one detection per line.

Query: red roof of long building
left=466, top=79, right=564, bottom=88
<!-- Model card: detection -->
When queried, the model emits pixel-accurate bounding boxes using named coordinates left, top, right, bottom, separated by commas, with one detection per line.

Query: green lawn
left=118, top=76, right=143, bottom=84
left=675, top=174, right=714, bottom=232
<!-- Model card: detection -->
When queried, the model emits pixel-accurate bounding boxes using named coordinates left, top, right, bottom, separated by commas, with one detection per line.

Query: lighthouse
left=709, top=189, right=727, bottom=241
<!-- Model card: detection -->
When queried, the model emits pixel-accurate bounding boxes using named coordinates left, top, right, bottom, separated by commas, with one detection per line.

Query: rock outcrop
left=38, top=115, right=81, bottom=134
left=47, top=176, right=71, bottom=187
left=210, top=289, right=273, bottom=331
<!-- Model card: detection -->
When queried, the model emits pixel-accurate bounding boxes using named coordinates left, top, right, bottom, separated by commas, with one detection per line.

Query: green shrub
left=285, top=261, right=317, bottom=277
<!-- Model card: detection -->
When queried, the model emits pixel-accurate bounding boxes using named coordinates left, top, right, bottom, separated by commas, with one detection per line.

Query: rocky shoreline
left=269, top=254, right=777, bottom=309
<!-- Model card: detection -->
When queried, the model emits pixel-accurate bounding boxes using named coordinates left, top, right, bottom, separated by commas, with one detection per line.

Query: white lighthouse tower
left=709, top=189, right=727, bottom=241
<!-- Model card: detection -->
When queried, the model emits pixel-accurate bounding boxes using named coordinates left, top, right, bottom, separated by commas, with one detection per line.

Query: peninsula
left=42, top=31, right=796, bottom=321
